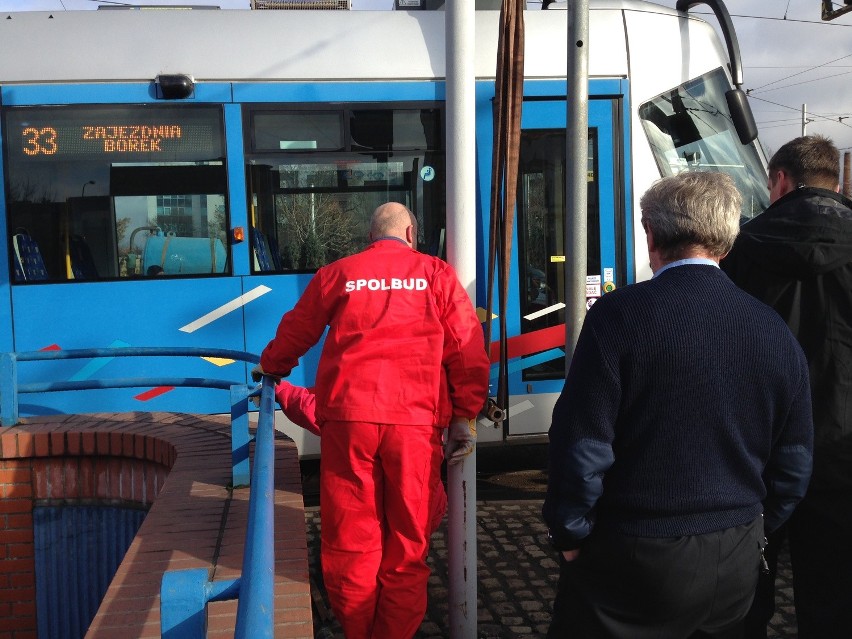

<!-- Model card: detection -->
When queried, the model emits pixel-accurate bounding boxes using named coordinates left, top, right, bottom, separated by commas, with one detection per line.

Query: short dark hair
left=768, top=135, right=840, bottom=190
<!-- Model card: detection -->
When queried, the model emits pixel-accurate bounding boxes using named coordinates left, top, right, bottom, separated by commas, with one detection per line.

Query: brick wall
left=0, top=413, right=311, bottom=639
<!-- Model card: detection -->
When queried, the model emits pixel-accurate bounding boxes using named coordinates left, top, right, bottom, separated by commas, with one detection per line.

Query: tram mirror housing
left=726, top=88, right=758, bottom=144
left=155, top=74, right=195, bottom=100
left=676, top=1, right=758, bottom=145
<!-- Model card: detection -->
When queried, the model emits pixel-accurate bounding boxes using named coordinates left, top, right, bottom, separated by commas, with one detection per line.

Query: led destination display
left=5, top=105, right=224, bottom=161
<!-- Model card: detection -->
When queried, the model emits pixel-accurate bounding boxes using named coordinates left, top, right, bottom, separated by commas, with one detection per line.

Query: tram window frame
left=244, top=103, right=446, bottom=275
left=3, top=103, right=231, bottom=284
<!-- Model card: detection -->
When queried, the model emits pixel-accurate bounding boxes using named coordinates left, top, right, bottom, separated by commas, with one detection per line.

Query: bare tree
left=9, top=178, right=56, bottom=204
left=275, top=192, right=357, bottom=269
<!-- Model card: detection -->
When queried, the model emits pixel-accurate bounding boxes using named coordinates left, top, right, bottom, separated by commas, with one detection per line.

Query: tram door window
left=244, top=105, right=446, bottom=273
left=517, top=129, right=600, bottom=381
left=2, top=105, right=228, bottom=282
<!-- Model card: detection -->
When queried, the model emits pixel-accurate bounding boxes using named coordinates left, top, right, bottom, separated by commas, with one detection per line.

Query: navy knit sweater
left=543, top=265, right=813, bottom=550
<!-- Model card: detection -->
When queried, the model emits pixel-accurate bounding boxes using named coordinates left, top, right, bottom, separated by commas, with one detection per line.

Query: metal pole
left=446, top=0, right=477, bottom=637
left=802, top=103, right=808, bottom=136
left=566, top=0, right=589, bottom=362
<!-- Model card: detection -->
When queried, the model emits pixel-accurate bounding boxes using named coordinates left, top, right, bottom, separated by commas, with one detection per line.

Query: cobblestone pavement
left=304, top=500, right=798, bottom=638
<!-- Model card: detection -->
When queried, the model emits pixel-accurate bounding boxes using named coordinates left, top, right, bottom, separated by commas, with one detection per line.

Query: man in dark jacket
left=722, top=135, right=852, bottom=639
left=544, top=171, right=814, bottom=639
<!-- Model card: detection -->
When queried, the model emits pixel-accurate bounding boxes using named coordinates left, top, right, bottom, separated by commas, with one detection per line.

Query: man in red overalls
left=257, top=202, right=490, bottom=639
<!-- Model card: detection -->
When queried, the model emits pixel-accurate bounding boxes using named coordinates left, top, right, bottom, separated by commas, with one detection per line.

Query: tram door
left=506, top=97, right=623, bottom=439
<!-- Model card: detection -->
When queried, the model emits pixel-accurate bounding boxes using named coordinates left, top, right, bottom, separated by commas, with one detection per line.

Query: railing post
left=230, top=384, right=253, bottom=487
left=0, top=352, right=19, bottom=427
left=160, top=568, right=212, bottom=639
left=160, top=569, right=240, bottom=639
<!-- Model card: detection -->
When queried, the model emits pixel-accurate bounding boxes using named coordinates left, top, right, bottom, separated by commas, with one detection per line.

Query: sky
left=0, top=0, right=851, bottom=155
left=664, top=0, right=852, bottom=157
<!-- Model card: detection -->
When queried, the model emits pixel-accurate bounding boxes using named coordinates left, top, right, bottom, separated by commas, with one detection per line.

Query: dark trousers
left=744, top=491, right=852, bottom=639
left=548, top=518, right=763, bottom=639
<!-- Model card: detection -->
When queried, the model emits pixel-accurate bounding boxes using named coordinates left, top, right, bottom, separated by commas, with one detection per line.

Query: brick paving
left=305, top=500, right=799, bottom=638
left=0, top=413, right=313, bottom=639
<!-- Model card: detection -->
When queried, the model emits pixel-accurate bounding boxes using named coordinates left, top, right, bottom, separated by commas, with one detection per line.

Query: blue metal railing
left=0, top=347, right=278, bottom=638
left=0, top=347, right=261, bottom=486
left=160, top=377, right=277, bottom=639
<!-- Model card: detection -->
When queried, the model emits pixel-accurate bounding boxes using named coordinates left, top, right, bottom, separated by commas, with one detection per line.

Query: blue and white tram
left=0, top=2, right=769, bottom=456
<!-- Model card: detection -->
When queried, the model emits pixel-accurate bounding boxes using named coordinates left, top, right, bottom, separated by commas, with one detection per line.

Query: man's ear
left=645, top=225, right=656, bottom=253
left=772, top=169, right=796, bottom=197
left=406, top=224, right=415, bottom=247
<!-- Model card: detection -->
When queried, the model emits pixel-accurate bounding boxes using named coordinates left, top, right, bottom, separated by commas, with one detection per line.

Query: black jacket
left=722, top=187, right=852, bottom=491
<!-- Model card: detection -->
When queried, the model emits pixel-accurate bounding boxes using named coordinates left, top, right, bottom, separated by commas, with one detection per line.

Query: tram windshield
left=639, top=67, right=769, bottom=221
left=3, top=105, right=228, bottom=282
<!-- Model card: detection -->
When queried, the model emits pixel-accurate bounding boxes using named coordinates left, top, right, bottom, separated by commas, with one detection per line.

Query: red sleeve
left=274, top=381, right=321, bottom=436
left=259, top=270, right=330, bottom=377
left=439, top=265, right=491, bottom=419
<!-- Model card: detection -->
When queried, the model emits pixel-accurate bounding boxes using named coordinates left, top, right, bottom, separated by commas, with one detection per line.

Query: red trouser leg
left=319, top=421, right=443, bottom=639
left=371, top=423, right=444, bottom=639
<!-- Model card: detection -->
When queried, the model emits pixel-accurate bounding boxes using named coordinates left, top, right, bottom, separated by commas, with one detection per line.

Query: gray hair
left=639, top=171, right=741, bottom=260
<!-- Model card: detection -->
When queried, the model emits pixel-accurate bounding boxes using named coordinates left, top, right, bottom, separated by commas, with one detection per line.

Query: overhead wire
left=748, top=54, right=852, bottom=93
left=748, top=94, right=852, bottom=132
left=704, top=6, right=852, bottom=144
left=750, top=68, right=852, bottom=94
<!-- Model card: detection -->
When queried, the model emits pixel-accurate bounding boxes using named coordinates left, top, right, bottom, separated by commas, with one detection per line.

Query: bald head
left=369, top=202, right=417, bottom=248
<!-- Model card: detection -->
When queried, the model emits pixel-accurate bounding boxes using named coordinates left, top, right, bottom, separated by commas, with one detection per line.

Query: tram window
left=350, top=109, right=442, bottom=151
left=251, top=112, right=343, bottom=152
left=246, top=105, right=446, bottom=273
left=517, top=129, right=600, bottom=381
left=3, top=104, right=228, bottom=282
left=639, top=67, right=769, bottom=221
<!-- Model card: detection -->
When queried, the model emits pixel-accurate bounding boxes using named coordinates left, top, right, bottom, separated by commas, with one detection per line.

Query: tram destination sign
left=18, top=122, right=215, bottom=157
left=5, top=105, right=225, bottom=162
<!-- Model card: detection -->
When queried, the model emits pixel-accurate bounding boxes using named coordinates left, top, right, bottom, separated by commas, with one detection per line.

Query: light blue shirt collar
left=653, top=257, right=719, bottom=278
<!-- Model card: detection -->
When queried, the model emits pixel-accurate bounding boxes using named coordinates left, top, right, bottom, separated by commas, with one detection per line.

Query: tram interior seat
left=265, top=232, right=283, bottom=270
left=12, top=230, right=49, bottom=282
left=251, top=227, right=281, bottom=271
left=69, top=234, right=99, bottom=280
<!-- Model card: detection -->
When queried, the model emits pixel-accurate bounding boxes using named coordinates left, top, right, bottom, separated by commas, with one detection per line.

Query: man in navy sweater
left=543, top=171, right=814, bottom=639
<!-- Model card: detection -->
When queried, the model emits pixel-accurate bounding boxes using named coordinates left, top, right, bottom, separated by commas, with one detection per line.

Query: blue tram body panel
left=12, top=278, right=250, bottom=414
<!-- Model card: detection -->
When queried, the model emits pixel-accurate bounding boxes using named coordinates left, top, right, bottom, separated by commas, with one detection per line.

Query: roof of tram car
left=0, top=1, right=723, bottom=85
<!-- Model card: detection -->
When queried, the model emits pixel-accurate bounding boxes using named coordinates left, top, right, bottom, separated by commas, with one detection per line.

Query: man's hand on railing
left=251, top=364, right=282, bottom=384
left=445, top=417, right=477, bottom=465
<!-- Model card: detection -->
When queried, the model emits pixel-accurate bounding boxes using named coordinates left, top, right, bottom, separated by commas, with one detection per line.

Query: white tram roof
left=0, top=1, right=725, bottom=92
